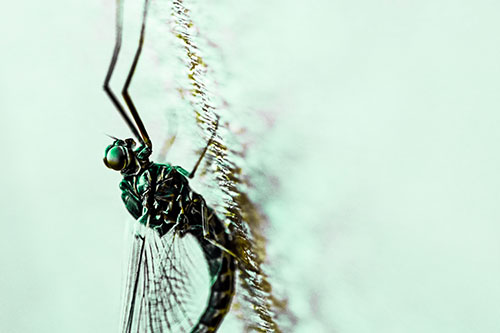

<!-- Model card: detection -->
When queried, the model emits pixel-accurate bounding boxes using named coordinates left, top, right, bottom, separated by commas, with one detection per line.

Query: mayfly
left=102, top=0, right=236, bottom=332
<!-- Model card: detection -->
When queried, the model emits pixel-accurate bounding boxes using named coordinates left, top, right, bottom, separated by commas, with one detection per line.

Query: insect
left=102, top=0, right=236, bottom=332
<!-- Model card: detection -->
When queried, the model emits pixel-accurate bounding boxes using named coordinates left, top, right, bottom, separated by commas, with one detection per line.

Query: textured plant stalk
left=169, top=0, right=290, bottom=331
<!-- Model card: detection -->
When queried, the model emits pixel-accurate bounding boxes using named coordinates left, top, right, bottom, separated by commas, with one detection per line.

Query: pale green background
left=1, top=0, right=499, bottom=332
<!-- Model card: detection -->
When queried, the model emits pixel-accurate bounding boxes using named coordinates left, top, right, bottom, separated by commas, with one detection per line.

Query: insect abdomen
left=190, top=208, right=236, bottom=333
left=193, top=249, right=235, bottom=333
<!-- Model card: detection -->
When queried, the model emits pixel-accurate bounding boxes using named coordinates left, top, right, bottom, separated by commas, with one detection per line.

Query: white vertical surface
left=0, top=0, right=499, bottom=332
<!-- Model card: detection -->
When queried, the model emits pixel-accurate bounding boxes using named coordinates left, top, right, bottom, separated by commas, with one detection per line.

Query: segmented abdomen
left=192, top=214, right=236, bottom=333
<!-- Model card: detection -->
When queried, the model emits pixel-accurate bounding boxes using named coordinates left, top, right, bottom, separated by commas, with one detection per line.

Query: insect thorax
left=119, top=163, right=205, bottom=237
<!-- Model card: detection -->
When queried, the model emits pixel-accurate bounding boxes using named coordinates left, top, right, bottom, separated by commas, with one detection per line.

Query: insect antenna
left=121, top=0, right=153, bottom=150
left=105, top=133, right=119, bottom=141
left=103, top=0, right=145, bottom=147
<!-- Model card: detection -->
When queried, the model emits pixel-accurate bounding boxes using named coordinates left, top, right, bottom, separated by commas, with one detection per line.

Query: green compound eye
left=104, top=146, right=128, bottom=171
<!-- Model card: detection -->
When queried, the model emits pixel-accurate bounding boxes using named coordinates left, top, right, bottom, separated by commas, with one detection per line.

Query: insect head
left=103, top=138, right=137, bottom=171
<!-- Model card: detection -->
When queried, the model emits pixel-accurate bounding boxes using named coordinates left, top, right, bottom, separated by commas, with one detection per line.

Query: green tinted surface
left=1, top=0, right=500, bottom=332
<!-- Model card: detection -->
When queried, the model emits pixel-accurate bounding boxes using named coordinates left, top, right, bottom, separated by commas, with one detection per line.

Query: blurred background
left=1, top=0, right=499, bottom=332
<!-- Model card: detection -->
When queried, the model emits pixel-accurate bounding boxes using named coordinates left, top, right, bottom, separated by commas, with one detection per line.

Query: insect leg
left=103, top=0, right=144, bottom=146
left=204, top=237, right=237, bottom=259
left=189, top=116, right=219, bottom=179
left=202, top=210, right=238, bottom=259
left=121, top=0, right=153, bottom=149
left=201, top=199, right=209, bottom=238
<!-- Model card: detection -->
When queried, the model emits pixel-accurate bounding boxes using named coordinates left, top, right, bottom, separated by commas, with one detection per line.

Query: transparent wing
left=121, top=222, right=211, bottom=333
